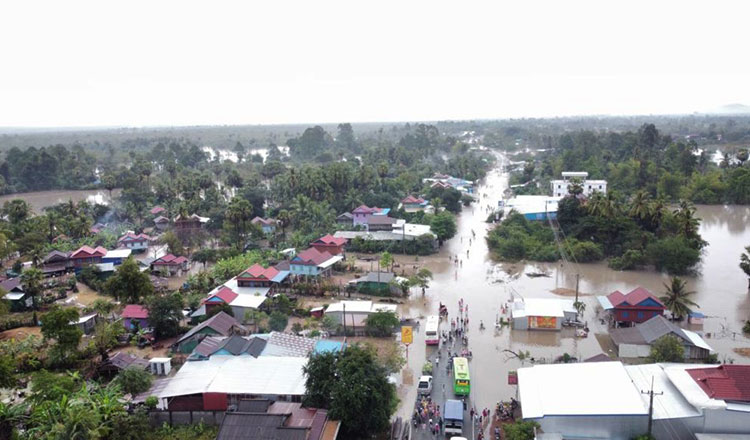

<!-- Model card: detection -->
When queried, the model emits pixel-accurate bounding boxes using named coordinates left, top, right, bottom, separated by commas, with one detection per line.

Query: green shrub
left=569, top=241, right=603, bottom=263
left=646, top=237, right=701, bottom=274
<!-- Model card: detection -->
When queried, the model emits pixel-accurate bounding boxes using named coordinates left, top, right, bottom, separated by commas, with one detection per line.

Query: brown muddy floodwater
left=0, top=188, right=121, bottom=213
left=395, top=154, right=750, bottom=419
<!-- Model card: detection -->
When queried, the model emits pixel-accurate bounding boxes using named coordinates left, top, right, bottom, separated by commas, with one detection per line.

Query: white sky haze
left=1, top=0, right=749, bottom=127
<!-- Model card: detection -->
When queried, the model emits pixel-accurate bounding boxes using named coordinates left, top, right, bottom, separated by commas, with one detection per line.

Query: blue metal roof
left=314, top=340, right=345, bottom=354
left=271, top=270, right=290, bottom=283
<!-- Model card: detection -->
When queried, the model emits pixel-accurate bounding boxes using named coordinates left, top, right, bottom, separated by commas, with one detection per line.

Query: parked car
left=417, top=375, right=433, bottom=395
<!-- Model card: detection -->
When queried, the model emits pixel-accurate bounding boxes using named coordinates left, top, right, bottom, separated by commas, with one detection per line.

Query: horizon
left=2, top=1, right=750, bottom=128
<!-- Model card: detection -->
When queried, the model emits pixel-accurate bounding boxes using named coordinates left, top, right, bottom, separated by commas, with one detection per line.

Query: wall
left=533, top=414, right=648, bottom=440
left=618, top=343, right=651, bottom=358
left=703, top=407, right=750, bottom=432
left=149, top=410, right=225, bottom=427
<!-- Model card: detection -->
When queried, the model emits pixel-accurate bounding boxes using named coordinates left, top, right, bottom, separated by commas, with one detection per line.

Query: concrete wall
left=618, top=343, right=651, bottom=358
left=532, top=414, right=648, bottom=440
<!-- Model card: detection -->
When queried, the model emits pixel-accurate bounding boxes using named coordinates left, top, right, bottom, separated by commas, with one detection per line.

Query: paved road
left=411, top=343, right=476, bottom=440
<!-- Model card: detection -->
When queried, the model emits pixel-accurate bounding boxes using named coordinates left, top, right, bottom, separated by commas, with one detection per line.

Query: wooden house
left=309, top=234, right=347, bottom=256
left=600, top=287, right=665, bottom=326
left=150, top=254, right=189, bottom=276
left=70, top=246, right=108, bottom=272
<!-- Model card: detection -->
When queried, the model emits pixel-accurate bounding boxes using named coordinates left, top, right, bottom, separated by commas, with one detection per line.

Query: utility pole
left=641, top=376, right=663, bottom=438
left=342, top=302, right=346, bottom=336
left=574, top=273, right=580, bottom=321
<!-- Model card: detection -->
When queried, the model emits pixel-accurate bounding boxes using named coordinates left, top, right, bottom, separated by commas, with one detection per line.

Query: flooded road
left=0, top=188, right=121, bottom=213
left=395, top=154, right=750, bottom=423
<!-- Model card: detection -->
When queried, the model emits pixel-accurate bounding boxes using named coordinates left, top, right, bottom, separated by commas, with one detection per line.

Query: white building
left=518, top=362, right=750, bottom=440
left=550, top=171, right=607, bottom=198
left=510, top=298, right=576, bottom=330
left=324, top=300, right=398, bottom=335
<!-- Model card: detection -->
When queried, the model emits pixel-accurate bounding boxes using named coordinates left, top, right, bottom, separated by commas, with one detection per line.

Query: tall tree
left=104, top=257, right=154, bottom=303
left=659, top=276, right=699, bottom=320
left=20, top=268, right=43, bottom=310
left=740, top=245, right=750, bottom=290
left=40, top=306, right=82, bottom=364
left=146, top=293, right=184, bottom=339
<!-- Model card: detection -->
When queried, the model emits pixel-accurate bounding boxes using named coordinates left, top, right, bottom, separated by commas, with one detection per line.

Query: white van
left=417, top=375, right=433, bottom=395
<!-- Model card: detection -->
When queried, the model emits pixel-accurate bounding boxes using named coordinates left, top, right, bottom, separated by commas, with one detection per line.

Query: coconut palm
left=659, top=276, right=699, bottom=320
left=740, top=245, right=750, bottom=289
left=629, top=190, right=651, bottom=221
left=20, top=267, right=43, bottom=310
left=674, top=200, right=700, bottom=240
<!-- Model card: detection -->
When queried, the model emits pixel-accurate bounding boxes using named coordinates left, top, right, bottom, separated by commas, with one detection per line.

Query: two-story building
left=150, top=254, right=189, bottom=276
left=290, top=248, right=342, bottom=278
left=70, top=245, right=108, bottom=272
left=550, top=171, right=608, bottom=197
left=117, top=232, right=153, bottom=252
left=400, top=195, right=429, bottom=213
left=598, top=287, right=665, bottom=327
left=351, top=205, right=390, bottom=228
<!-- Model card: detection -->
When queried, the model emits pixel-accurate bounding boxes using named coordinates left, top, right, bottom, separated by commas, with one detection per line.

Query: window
left=557, top=185, right=561, bottom=189
left=599, top=185, right=602, bottom=189
left=622, top=311, right=629, bottom=318
left=637, top=312, right=644, bottom=319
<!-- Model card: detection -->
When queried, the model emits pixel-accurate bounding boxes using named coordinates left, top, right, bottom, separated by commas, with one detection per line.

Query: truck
left=444, top=399, right=464, bottom=436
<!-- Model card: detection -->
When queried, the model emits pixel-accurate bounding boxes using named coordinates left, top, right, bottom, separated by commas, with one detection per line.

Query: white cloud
left=1, top=0, right=749, bottom=126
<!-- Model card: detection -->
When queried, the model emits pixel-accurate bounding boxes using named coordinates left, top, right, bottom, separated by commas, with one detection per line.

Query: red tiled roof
left=352, top=204, right=380, bottom=214
left=150, top=206, right=166, bottom=215
left=607, top=287, right=664, bottom=308
left=402, top=195, right=425, bottom=204
left=153, top=254, right=188, bottom=265
left=210, top=286, right=239, bottom=305
left=688, top=365, right=750, bottom=402
left=293, top=248, right=334, bottom=266
left=312, top=234, right=346, bottom=246
left=122, top=304, right=149, bottom=319
left=71, top=245, right=108, bottom=259
left=237, top=263, right=279, bottom=281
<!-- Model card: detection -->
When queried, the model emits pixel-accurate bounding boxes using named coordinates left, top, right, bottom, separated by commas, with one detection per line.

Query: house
left=102, top=249, right=132, bottom=266
left=598, top=287, right=665, bottom=326
left=173, top=311, right=248, bottom=354
left=70, top=245, right=107, bottom=272
left=324, top=300, right=398, bottom=335
left=190, top=334, right=268, bottom=360
left=117, top=232, right=152, bottom=252
left=150, top=254, right=189, bottom=276
left=158, top=355, right=308, bottom=410
left=236, top=264, right=283, bottom=288
left=348, top=272, right=398, bottom=295
left=251, top=217, right=277, bottom=235
left=41, top=250, right=71, bottom=277
left=216, top=400, right=337, bottom=440
left=351, top=205, right=390, bottom=227
left=400, top=195, right=429, bottom=213
left=289, top=248, right=342, bottom=278
left=510, top=298, right=577, bottom=330
left=366, top=215, right=397, bottom=231
left=173, top=213, right=209, bottom=230
left=310, top=234, right=347, bottom=256
left=550, top=171, right=607, bottom=198
left=518, top=362, right=750, bottom=440
left=336, top=212, right=353, bottom=225
left=0, top=278, right=31, bottom=311
left=423, top=173, right=474, bottom=193
left=122, top=304, right=150, bottom=330
left=610, top=315, right=712, bottom=359
left=150, top=206, right=166, bottom=216
left=153, top=215, right=170, bottom=231
left=99, top=351, right=149, bottom=376
left=71, top=313, right=98, bottom=335
left=503, top=195, right=561, bottom=221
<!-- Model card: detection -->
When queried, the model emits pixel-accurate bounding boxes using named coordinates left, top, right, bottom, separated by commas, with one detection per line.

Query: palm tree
left=585, top=192, right=605, bottom=217
left=20, top=268, right=43, bottom=310
left=629, top=190, right=651, bottom=221
left=740, top=245, right=750, bottom=290
left=674, top=200, right=700, bottom=240
left=659, top=276, right=699, bottom=320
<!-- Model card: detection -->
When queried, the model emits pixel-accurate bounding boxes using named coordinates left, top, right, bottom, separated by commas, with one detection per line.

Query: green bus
left=453, top=357, right=470, bottom=395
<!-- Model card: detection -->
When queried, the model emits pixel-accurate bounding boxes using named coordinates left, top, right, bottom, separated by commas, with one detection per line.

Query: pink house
left=351, top=205, right=390, bottom=227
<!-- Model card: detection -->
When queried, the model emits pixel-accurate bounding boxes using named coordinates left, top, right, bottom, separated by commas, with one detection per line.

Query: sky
left=1, top=0, right=749, bottom=127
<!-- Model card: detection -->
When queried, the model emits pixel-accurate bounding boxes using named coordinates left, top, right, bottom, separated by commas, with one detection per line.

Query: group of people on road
left=414, top=395, right=443, bottom=436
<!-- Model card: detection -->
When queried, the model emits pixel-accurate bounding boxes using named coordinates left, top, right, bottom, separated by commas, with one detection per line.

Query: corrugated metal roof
left=625, top=364, right=702, bottom=420
left=176, top=312, right=246, bottom=344
left=236, top=399, right=271, bottom=413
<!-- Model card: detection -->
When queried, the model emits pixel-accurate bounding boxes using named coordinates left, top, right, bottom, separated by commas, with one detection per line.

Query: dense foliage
left=488, top=194, right=706, bottom=274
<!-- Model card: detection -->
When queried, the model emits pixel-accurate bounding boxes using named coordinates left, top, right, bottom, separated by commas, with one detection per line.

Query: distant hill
left=708, top=103, right=750, bottom=114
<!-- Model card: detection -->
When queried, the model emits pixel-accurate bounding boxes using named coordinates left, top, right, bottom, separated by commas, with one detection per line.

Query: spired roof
left=688, top=365, right=750, bottom=402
